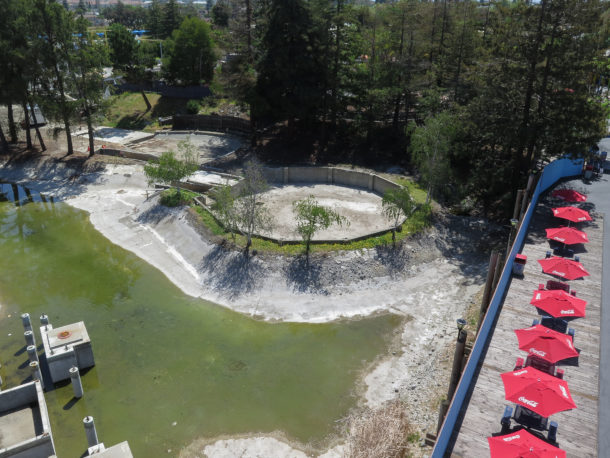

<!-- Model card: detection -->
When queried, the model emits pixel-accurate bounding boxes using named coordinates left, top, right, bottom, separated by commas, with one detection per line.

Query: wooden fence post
left=478, top=251, right=500, bottom=333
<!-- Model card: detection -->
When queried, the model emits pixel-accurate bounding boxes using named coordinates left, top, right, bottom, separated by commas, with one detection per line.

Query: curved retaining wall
left=432, top=157, right=584, bottom=457
left=232, top=166, right=400, bottom=196
left=173, top=114, right=251, bottom=135
left=224, top=167, right=407, bottom=244
left=96, top=147, right=157, bottom=162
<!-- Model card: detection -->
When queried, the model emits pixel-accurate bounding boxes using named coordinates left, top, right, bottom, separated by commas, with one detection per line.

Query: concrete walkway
left=593, top=137, right=610, bottom=458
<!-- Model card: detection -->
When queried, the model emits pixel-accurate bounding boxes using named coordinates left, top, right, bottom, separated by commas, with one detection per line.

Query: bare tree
left=211, top=183, right=239, bottom=240
left=235, top=159, right=273, bottom=253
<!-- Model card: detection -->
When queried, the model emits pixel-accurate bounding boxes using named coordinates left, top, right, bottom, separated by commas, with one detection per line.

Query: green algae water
left=0, top=183, right=400, bottom=457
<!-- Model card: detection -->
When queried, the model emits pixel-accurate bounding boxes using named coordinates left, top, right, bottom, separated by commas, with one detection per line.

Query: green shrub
left=407, top=203, right=432, bottom=232
left=186, top=99, right=201, bottom=114
left=160, top=188, right=198, bottom=207
left=200, top=96, right=218, bottom=108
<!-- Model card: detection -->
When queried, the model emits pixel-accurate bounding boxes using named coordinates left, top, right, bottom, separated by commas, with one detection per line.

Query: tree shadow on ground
left=202, top=137, right=244, bottom=159
left=116, top=114, right=149, bottom=131
left=373, top=244, right=410, bottom=278
left=136, top=203, right=176, bottom=225
left=284, top=255, right=328, bottom=294
left=428, top=214, right=505, bottom=279
left=150, top=96, right=188, bottom=119
left=0, top=149, right=108, bottom=201
left=199, top=245, right=267, bottom=299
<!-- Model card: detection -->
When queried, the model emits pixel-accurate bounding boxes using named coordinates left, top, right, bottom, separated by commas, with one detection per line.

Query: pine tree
left=459, top=0, right=607, bottom=212
left=162, top=0, right=181, bottom=39
left=107, top=23, right=136, bottom=71
left=70, top=17, right=107, bottom=156
left=32, top=0, right=78, bottom=155
left=254, top=0, right=325, bottom=128
left=165, top=17, right=215, bottom=85
left=147, top=0, right=163, bottom=39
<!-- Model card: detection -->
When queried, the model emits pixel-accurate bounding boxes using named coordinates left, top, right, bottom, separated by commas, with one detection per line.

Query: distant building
left=65, top=0, right=144, bottom=8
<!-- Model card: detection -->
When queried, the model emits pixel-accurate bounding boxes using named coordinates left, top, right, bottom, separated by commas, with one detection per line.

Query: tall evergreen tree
left=107, top=23, right=136, bottom=70
left=254, top=0, right=325, bottom=128
left=459, top=0, right=607, bottom=211
left=77, top=0, right=86, bottom=15
left=147, top=0, right=163, bottom=38
left=165, top=17, right=215, bottom=85
left=162, top=0, right=182, bottom=39
left=70, top=17, right=107, bottom=156
left=0, top=0, right=23, bottom=145
left=32, top=0, right=77, bottom=155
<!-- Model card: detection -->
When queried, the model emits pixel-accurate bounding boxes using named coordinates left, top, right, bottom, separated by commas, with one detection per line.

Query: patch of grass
left=192, top=203, right=432, bottom=256
left=407, top=432, right=421, bottom=444
left=391, top=176, right=428, bottom=204
left=194, top=206, right=227, bottom=236
left=464, top=285, right=486, bottom=343
left=197, top=97, right=242, bottom=116
left=102, top=92, right=189, bottom=132
left=160, top=188, right=198, bottom=207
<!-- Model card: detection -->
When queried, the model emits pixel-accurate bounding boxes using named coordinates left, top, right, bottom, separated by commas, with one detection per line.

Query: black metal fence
left=173, top=114, right=251, bottom=135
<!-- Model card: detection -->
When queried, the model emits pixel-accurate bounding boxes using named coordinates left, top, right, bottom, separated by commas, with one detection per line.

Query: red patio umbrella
left=501, top=367, right=577, bottom=417
left=488, top=428, right=566, bottom=458
left=545, top=227, right=589, bottom=245
left=530, top=289, right=587, bottom=318
left=552, top=206, right=592, bottom=223
left=537, top=257, right=589, bottom=280
left=551, top=189, right=587, bottom=202
left=515, top=325, right=579, bottom=363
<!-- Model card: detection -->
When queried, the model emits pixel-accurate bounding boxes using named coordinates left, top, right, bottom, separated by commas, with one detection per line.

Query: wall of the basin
left=232, top=166, right=402, bottom=197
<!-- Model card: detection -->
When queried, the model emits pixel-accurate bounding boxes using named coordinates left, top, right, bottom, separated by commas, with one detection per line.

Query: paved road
left=593, top=137, right=610, bottom=458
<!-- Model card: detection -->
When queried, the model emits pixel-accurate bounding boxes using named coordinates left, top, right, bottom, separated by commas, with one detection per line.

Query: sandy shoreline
left=0, top=158, right=488, bottom=457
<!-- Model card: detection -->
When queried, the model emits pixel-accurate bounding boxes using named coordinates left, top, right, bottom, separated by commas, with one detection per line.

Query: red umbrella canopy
left=551, top=189, right=587, bottom=202
left=530, top=289, right=587, bottom=318
left=552, top=206, right=592, bottom=223
left=501, top=367, right=577, bottom=417
left=488, top=428, right=566, bottom=458
left=537, top=257, right=590, bottom=280
left=515, top=324, right=579, bottom=363
left=545, top=227, right=589, bottom=245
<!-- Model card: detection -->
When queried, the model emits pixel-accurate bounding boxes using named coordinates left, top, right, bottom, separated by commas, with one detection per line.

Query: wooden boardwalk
left=450, top=191, right=602, bottom=457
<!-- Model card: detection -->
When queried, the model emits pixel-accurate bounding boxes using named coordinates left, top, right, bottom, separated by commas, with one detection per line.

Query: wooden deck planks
left=450, top=189, right=602, bottom=458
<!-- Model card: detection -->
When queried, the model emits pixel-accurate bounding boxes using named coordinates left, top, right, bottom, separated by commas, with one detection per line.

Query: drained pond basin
left=0, top=183, right=400, bottom=456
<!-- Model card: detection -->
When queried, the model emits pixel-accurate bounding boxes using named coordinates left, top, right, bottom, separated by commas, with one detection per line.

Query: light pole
left=448, top=318, right=468, bottom=401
